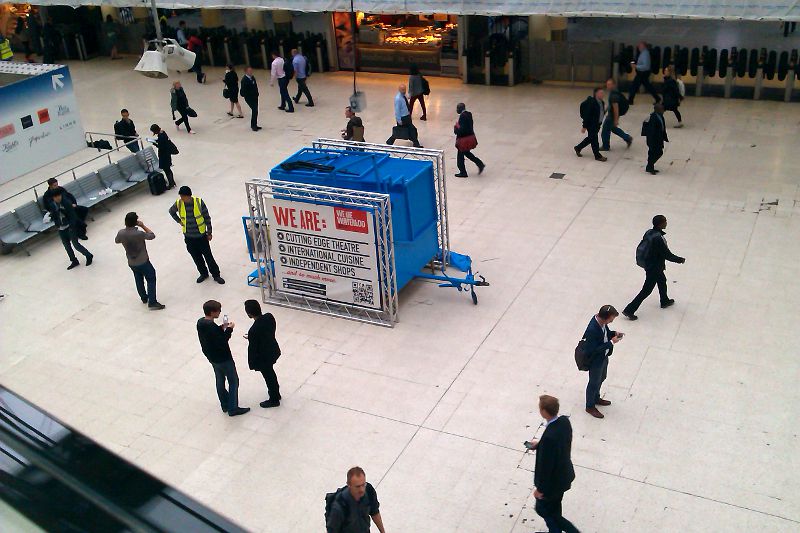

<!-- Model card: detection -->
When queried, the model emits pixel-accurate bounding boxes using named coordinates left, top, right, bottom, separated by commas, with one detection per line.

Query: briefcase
left=392, top=125, right=410, bottom=140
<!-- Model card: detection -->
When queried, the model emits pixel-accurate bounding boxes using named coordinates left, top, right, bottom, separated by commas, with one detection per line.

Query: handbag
left=455, top=134, right=478, bottom=152
left=574, top=339, right=590, bottom=371
left=222, top=87, right=230, bottom=99
left=186, top=107, right=197, bottom=118
left=421, top=76, right=430, bottom=95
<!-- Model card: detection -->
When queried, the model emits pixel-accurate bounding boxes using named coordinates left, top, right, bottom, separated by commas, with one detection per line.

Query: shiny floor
left=1, top=57, right=799, bottom=533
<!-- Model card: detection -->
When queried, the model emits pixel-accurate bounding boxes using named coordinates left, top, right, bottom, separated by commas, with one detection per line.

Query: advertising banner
left=0, top=65, right=85, bottom=183
left=265, top=197, right=381, bottom=309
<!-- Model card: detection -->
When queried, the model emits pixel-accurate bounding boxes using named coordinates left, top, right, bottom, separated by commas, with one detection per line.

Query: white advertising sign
left=265, top=197, right=381, bottom=309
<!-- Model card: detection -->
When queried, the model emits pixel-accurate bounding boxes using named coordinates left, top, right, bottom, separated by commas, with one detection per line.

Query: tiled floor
left=1, top=57, right=799, bottom=532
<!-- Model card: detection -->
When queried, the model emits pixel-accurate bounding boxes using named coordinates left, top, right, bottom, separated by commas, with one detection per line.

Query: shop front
left=333, top=12, right=459, bottom=77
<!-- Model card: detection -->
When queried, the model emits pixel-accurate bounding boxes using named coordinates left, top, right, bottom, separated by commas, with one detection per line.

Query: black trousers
left=534, top=492, right=580, bottom=533
left=646, top=144, right=664, bottom=171
left=624, top=269, right=668, bottom=314
left=278, top=77, right=294, bottom=111
left=629, top=70, right=659, bottom=104
left=73, top=206, right=89, bottom=238
left=175, top=110, right=192, bottom=132
left=457, top=150, right=484, bottom=175
left=386, top=115, right=421, bottom=147
left=59, top=228, right=91, bottom=262
left=185, top=235, right=220, bottom=278
left=189, top=56, right=204, bottom=83
left=245, top=97, right=259, bottom=129
left=293, top=77, right=314, bottom=104
left=260, top=366, right=281, bottom=402
left=575, top=126, right=601, bottom=158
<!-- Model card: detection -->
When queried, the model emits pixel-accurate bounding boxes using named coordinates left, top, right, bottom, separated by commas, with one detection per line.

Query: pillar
left=201, top=9, right=223, bottom=28
left=245, top=10, right=266, bottom=31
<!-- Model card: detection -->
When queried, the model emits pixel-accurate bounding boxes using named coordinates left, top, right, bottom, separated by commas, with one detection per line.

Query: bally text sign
left=265, top=197, right=381, bottom=309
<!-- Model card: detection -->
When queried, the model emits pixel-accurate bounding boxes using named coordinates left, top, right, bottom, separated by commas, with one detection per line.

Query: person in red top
left=187, top=33, right=206, bottom=84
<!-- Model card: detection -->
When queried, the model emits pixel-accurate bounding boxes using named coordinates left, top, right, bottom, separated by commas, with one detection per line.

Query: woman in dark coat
left=223, top=64, right=244, bottom=118
left=171, top=81, right=194, bottom=134
left=661, top=66, right=684, bottom=128
left=245, top=299, right=282, bottom=408
left=149, top=124, right=176, bottom=188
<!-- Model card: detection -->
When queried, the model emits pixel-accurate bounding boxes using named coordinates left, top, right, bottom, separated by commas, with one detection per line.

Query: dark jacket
left=197, top=318, right=234, bottom=364
left=344, top=116, right=364, bottom=141
left=240, top=74, right=258, bottom=101
left=43, top=187, right=77, bottom=212
left=48, top=198, right=79, bottom=229
left=646, top=112, right=668, bottom=148
left=224, top=70, right=239, bottom=93
left=580, top=96, right=603, bottom=129
left=661, top=77, right=682, bottom=110
left=153, top=131, right=173, bottom=169
left=174, top=87, right=189, bottom=113
left=247, top=313, right=281, bottom=370
left=326, top=483, right=380, bottom=533
left=454, top=110, right=475, bottom=138
left=114, top=118, right=137, bottom=141
left=642, top=229, right=684, bottom=272
left=534, top=416, right=576, bottom=497
left=582, top=316, right=617, bottom=364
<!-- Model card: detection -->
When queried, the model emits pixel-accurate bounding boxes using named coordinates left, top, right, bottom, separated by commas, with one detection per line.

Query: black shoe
left=213, top=276, right=226, bottom=285
left=622, top=310, right=638, bottom=320
left=252, top=127, right=261, bottom=131
left=305, top=103, right=314, bottom=107
left=661, top=299, right=675, bottom=308
left=595, top=155, right=608, bottom=162
left=646, top=168, right=658, bottom=175
left=79, top=235, right=88, bottom=241
left=259, top=400, right=280, bottom=408
left=574, top=146, right=582, bottom=157
left=454, top=173, right=468, bottom=178
left=285, top=109, right=294, bottom=113
left=227, top=112, right=234, bottom=116
left=148, top=302, right=166, bottom=310
left=67, top=260, right=79, bottom=270
left=277, top=106, right=285, bottom=110
left=196, top=275, right=209, bottom=283
left=292, top=96, right=299, bottom=103
left=478, top=164, right=485, bottom=175
left=141, top=297, right=148, bottom=304
left=85, top=254, right=93, bottom=266
left=600, top=146, right=610, bottom=151
left=626, top=138, right=633, bottom=148
left=228, top=407, right=250, bottom=417
left=221, top=406, right=228, bottom=413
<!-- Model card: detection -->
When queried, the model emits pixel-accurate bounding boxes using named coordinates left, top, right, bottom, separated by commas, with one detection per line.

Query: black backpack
left=324, top=487, right=348, bottom=528
left=635, top=229, right=658, bottom=269
left=615, top=92, right=630, bottom=116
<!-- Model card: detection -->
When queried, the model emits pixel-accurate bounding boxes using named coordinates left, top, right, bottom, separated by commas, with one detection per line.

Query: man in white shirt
left=270, top=51, right=294, bottom=113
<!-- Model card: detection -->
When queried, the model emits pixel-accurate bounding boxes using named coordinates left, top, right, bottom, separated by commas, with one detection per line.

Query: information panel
left=265, top=197, right=381, bottom=309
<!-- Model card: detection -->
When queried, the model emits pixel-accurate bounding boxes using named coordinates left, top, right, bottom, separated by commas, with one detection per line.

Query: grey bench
left=13, top=201, right=53, bottom=233
left=75, top=173, right=112, bottom=209
left=0, top=212, right=36, bottom=254
left=98, top=164, right=138, bottom=192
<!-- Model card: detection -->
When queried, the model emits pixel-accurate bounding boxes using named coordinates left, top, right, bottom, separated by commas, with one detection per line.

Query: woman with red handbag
left=454, top=103, right=485, bottom=178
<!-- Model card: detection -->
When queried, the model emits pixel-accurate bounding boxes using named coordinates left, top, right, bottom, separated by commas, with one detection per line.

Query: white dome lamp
left=134, top=0, right=196, bottom=79
left=134, top=49, right=168, bottom=79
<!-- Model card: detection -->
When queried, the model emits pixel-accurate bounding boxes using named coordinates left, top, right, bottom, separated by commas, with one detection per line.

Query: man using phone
left=582, top=305, right=623, bottom=419
left=114, top=212, right=164, bottom=310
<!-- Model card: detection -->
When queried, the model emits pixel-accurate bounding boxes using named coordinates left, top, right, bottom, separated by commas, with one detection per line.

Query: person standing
left=48, top=189, right=93, bottom=270
left=291, top=49, right=314, bottom=107
left=197, top=300, right=250, bottom=417
left=600, top=78, right=632, bottom=151
left=187, top=32, right=206, bottom=84
left=0, top=32, right=13, bottom=61
left=528, top=395, right=579, bottom=532
left=176, top=20, right=188, bottom=47
left=645, top=103, right=668, bottom=175
left=574, top=88, right=607, bottom=162
left=582, top=305, right=623, bottom=419
left=326, top=466, right=386, bottom=533
left=628, top=41, right=660, bottom=105
left=223, top=64, right=244, bottom=118
left=149, top=124, right=177, bottom=189
left=172, top=81, right=195, bottom=134
left=240, top=66, right=261, bottom=131
left=114, top=108, right=140, bottom=153
left=115, top=212, right=164, bottom=310
left=661, top=66, right=684, bottom=128
left=407, top=64, right=427, bottom=121
left=342, top=106, right=365, bottom=141
left=104, top=15, right=120, bottom=60
left=244, top=299, right=281, bottom=408
left=622, top=215, right=685, bottom=320
left=385, top=85, right=421, bottom=148
left=168, top=186, right=225, bottom=284
left=270, top=51, right=294, bottom=113
left=43, top=178, right=88, bottom=240
left=453, top=102, right=485, bottom=178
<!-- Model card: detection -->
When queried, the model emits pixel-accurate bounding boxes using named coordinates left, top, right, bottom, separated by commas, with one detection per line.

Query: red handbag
left=455, top=134, right=478, bottom=152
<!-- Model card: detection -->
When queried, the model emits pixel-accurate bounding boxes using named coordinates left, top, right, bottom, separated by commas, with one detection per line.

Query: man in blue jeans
left=115, top=212, right=164, bottom=310
left=197, top=300, right=250, bottom=417
left=601, top=78, right=632, bottom=151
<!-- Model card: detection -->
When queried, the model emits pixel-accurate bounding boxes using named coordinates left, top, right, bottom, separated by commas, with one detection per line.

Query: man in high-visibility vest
left=0, top=33, right=13, bottom=61
left=168, top=186, right=225, bottom=284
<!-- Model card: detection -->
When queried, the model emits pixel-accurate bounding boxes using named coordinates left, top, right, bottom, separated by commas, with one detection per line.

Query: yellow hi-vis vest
left=0, top=38, right=12, bottom=60
left=176, top=197, right=206, bottom=234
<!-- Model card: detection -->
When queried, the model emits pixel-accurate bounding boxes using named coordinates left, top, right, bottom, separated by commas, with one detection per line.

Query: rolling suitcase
left=147, top=171, right=167, bottom=195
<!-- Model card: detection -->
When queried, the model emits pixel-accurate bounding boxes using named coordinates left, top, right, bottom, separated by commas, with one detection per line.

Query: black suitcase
left=147, top=171, right=167, bottom=195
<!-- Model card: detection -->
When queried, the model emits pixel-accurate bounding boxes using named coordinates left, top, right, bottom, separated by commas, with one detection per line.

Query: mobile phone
left=523, top=441, right=535, bottom=450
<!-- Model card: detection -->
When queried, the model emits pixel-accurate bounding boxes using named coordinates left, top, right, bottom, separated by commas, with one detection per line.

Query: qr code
left=352, top=282, right=374, bottom=305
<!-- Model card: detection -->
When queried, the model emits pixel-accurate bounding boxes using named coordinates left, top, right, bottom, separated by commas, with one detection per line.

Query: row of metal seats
left=0, top=147, right=159, bottom=255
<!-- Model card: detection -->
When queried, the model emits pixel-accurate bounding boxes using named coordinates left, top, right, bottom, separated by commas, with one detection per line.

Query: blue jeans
left=601, top=116, right=631, bottom=149
left=585, top=355, right=609, bottom=408
left=130, top=261, right=156, bottom=305
left=211, top=360, right=239, bottom=412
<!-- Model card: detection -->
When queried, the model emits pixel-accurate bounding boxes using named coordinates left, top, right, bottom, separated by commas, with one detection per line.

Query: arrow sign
left=51, top=74, right=64, bottom=90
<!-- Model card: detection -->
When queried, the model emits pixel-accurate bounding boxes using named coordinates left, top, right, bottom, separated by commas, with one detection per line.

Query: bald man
left=386, top=85, right=421, bottom=148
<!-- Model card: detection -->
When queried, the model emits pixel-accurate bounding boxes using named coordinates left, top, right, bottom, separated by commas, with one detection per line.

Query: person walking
left=15, top=17, right=33, bottom=62
left=527, top=395, right=579, bottom=532
left=407, top=64, right=427, bottom=121
left=342, top=106, right=365, bottom=141
left=168, top=186, right=225, bottom=284
left=326, top=466, right=386, bottom=533
left=644, top=103, right=668, bottom=175
left=115, top=212, right=164, bottom=310
left=628, top=41, right=660, bottom=105
left=600, top=78, right=632, bottom=151
left=574, top=88, right=607, bottom=162
left=385, top=85, right=421, bottom=147
left=582, top=305, right=623, bottom=419
left=245, top=299, right=281, bottom=408
left=104, top=15, right=121, bottom=60
left=240, top=66, right=261, bottom=131
left=114, top=108, right=140, bottom=153
left=197, top=300, right=250, bottom=417
left=453, top=102, right=484, bottom=178
left=149, top=124, right=177, bottom=189
left=661, top=66, right=684, bottom=128
left=291, top=49, right=314, bottom=107
left=223, top=64, right=244, bottom=119
left=270, top=50, right=294, bottom=113
left=187, top=32, right=206, bottom=84
left=43, top=178, right=88, bottom=240
left=48, top=189, right=93, bottom=270
left=622, top=215, right=685, bottom=320
left=172, top=81, right=195, bottom=134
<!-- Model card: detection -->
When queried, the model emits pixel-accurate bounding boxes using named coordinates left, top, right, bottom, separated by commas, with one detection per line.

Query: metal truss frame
left=245, top=178, right=399, bottom=327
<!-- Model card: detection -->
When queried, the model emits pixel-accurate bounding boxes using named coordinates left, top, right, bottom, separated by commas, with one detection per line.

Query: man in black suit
left=245, top=299, right=282, bottom=408
left=529, top=395, right=579, bottom=533
left=114, top=108, right=140, bottom=153
left=645, top=103, right=668, bottom=175
left=240, top=66, right=261, bottom=131
left=582, top=305, right=623, bottom=419
left=574, top=88, right=607, bottom=162
left=623, top=215, right=686, bottom=320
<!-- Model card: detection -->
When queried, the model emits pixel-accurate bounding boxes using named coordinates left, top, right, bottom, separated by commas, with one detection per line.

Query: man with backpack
left=600, top=78, right=632, bottom=151
left=326, top=466, right=386, bottom=533
left=622, top=215, right=686, bottom=320
left=574, top=87, right=607, bottom=162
